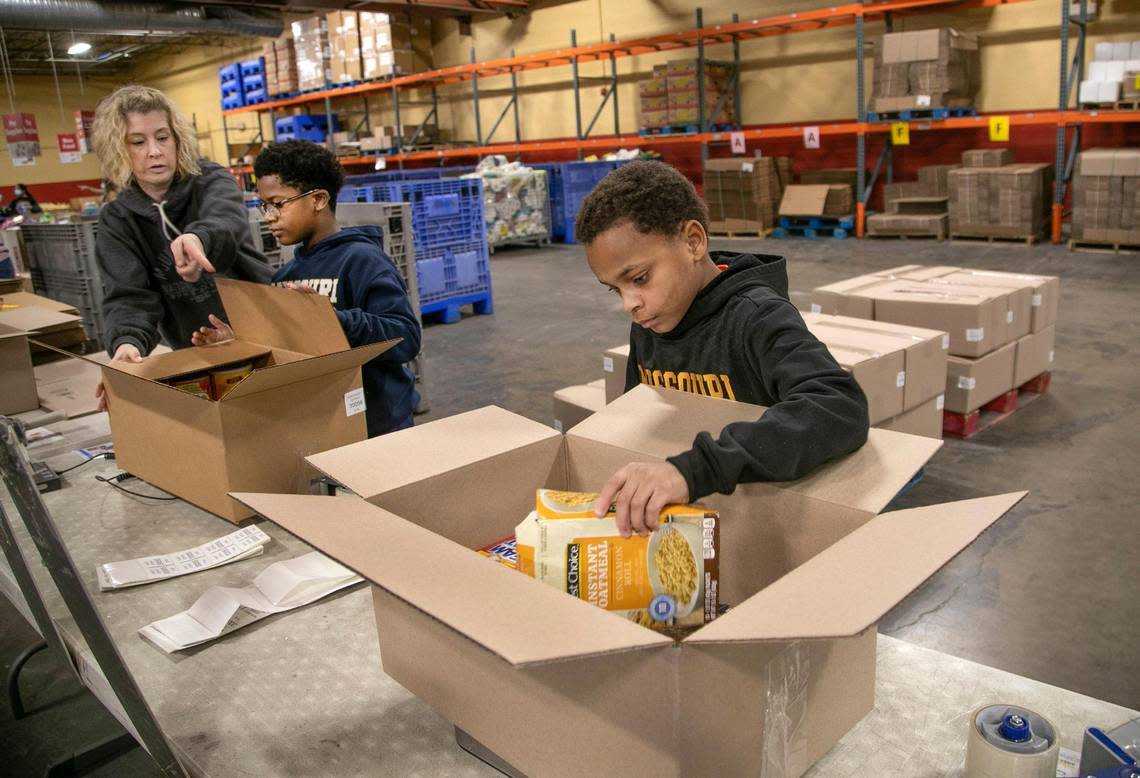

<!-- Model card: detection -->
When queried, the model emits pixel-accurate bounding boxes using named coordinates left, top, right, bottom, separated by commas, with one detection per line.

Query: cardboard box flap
left=0, top=321, right=29, bottom=340
left=102, top=339, right=274, bottom=382
left=215, top=277, right=349, bottom=356
left=0, top=291, right=80, bottom=315
left=220, top=339, right=399, bottom=401
left=232, top=492, right=673, bottom=665
left=779, top=184, right=831, bottom=217
left=307, top=405, right=561, bottom=498
left=571, top=386, right=940, bottom=513
left=686, top=492, right=1027, bottom=644
left=0, top=306, right=82, bottom=334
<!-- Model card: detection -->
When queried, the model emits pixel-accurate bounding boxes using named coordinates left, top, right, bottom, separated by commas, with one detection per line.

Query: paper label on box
left=936, top=394, right=945, bottom=410
left=915, top=94, right=932, bottom=107
left=344, top=387, right=366, bottom=416
left=603, top=356, right=614, bottom=373
left=1031, top=294, right=1042, bottom=307
left=942, top=334, right=950, bottom=350
left=965, top=328, right=984, bottom=342
left=957, top=376, right=977, bottom=390
left=374, top=157, right=387, bottom=170
left=811, top=303, right=822, bottom=314
left=1049, top=350, right=1054, bottom=363
left=896, top=371, right=906, bottom=388
left=1006, top=310, right=1014, bottom=324
left=741, top=162, right=753, bottom=173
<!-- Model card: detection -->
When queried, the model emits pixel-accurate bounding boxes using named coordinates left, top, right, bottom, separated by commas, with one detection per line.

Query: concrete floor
left=2, top=235, right=1138, bottom=775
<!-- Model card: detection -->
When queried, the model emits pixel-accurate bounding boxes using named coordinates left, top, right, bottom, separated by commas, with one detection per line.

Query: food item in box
left=477, top=535, right=519, bottom=570
left=168, top=373, right=213, bottom=399
left=515, top=489, right=719, bottom=632
left=210, top=362, right=253, bottom=399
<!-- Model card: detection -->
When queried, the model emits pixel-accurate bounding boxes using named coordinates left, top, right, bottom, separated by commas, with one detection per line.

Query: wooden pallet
left=951, top=232, right=1043, bottom=246
left=865, top=232, right=946, bottom=241
left=1068, top=239, right=1140, bottom=255
left=709, top=227, right=773, bottom=238
left=943, top=371, right=1051, bottom=439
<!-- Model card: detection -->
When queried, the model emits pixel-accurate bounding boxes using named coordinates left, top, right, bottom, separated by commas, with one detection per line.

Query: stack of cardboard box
left=870, top=28, right=980, bottom=115
left=1070, top=148, right=1140, bottom=246
left=360, top=12, right=432, bottom=79
left=1078, top=40, right=1140, bottom=106
left=867, top=163, right=960, bottom=239
left=778, top=183, right=854, bottom=219
left=292, top=17, right=332, bottom=93
left=811, top=265, right=1059, bottom=416
left=327, top=11, right=363, bottom=84
left=263, top=35, right=299, bottom=96
left=638, top=65, right=669, bottom=130
left=0, top=291, right=88, bottom=364
left=948, top=149, right=1052, bottom=241
left=703, top=155, right=791, bottom=234
left=663, top=60, right=735, bottom=128
left=799, top=168, right=860, bottom=189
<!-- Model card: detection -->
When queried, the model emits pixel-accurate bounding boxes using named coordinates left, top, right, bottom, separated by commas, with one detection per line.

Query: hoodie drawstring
left=154, top=200, right=182, bottom=242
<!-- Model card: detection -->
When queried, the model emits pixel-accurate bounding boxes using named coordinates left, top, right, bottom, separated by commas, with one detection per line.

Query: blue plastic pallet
left=778, top=215, right=855, bottom=231
left=243, top=89, right=267, bottom=105
left=416, top=241, right=494, bottom=324
left=240, top=58, right=265, bottom=78
left=867, top=106, right=977, bottom=123
left=420, top=291, right=494, bottom=324
left=242, top=74, right=266, bottom=93
left=275, top=114, right=337, bottom=135
left=639, top=122, right=737, bottom=136
left=218, top=63, right=241, bottom=83
left=221, top=94, right=244, bottom=111
left=276, top=129, right=326, bottom=143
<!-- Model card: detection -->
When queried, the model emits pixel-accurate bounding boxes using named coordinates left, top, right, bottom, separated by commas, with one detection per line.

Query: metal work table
left=2, top=413, right=1135, bottom=777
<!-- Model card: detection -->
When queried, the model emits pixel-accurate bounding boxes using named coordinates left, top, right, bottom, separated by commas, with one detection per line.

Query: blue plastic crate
left=221, top=93, right=245, bottom=111
left=342, top=166, right=474, bottom=187
left=416, top=241, right=492, bottom=305
left=242, top=73, right=265, bottom=93
left=221, top=80, right=243, bottom=97
left=276, top=129, right=326, bottom=143
left=240, top=58, right=265, bottom=78
left=218, top=63, right=241, bottom=84
left=243, top=88, right=267, bottom=105
left=532, top=160, right=629, bottom=243
left=275, top=114, right=337, bottom=135
left=339, top=177, right=485, bottom=254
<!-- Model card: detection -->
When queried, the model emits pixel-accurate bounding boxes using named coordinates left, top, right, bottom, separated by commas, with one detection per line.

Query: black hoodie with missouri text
left=624, top=251, right=869, bottom=501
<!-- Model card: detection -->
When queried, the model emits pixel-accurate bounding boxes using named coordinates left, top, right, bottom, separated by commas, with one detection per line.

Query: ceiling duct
left=0, top=1, right=284, bottom=38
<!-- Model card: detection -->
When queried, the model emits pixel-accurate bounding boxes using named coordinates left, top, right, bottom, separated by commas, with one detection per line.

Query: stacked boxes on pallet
left=1078, top=40, right=1140, bottom=106
left=703, top=155, right=791, bottom=233
left=779, top=184, right=854, bottom=218
left=811, top=265, right=1060, bottom=416
left=20, top=222, right=108, bottom=350
left=361, top=12, right=432, bottom=79
left=219, top=62, right=243, bottom=111
left=263, top=35, right=299, bottom=97
left=638, top=66, right=669, bottom=130
left=241, top=58, right=267, bottom=106
left=338, top=177, right=490, bottom=321
left=665, top=59, right=735, bottom=127
left=1070, top=148, right=1140, bottom=245
left=867, top=163, right=959, bottom=238
left=948, top=149, right=1052, bottom=241
left=327, top=11, right=363, bottom=84
left=870, top=28, right=980, bottom=115
left=292, top=16, right=332, bottom=92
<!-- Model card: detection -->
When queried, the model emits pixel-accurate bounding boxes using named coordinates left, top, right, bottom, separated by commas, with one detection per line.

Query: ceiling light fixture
left=67, top=41, right=91, bottom=56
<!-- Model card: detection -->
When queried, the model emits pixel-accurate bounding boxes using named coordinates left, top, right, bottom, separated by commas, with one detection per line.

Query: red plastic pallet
left=942, top=371, right=1052, bottom=439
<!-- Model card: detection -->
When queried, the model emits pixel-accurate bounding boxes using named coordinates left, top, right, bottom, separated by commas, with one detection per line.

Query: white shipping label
left=965, top=327, right=985, bottom=342
left=957, top=376, right=977, bottom=390
left=741, top=161, right=754, bottom=173
left=1049, top=350, right=1055, bottom=363
left=936, top=394, right=945, bottom=410
left=942, top=334, right=950, bottom=350
left=1031, top=294, right=1042, bottom=307
left=896, top=371, right=906, bottom=388
left=603, top=356, right=614, bottom=373
left=915, top=94, right=932, bottom=107
left=811, top=303, right=822, bottom=314
left=344, top=387, right=366, bottom=416
left=1006, top=310, right=1014, bottom=324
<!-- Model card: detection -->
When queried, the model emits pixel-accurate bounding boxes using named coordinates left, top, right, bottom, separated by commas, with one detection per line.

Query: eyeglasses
left=258, top=189, right=323, bottom=217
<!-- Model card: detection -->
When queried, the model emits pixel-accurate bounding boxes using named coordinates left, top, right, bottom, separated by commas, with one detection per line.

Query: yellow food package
left=477, top=535, right=519, bottom=570
left=168, top=373, right=213, bottom=400
left=515, top=489, right=720, bottom=630
left=210, top=361, right=253, bottom=400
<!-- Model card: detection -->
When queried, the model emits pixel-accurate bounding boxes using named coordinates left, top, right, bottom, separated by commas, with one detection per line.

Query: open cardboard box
left=36, top=279, right=398, bottom=522
left=0, top=321, right=38, bottom=415
left=233, top=385, right=1024, bottom=777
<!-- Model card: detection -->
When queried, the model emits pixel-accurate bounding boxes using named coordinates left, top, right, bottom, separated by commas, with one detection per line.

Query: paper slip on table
left=1, top=411, right=1135, bottom=777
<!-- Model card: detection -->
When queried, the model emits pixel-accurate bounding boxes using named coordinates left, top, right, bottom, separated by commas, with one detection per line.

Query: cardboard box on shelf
left=917, top=164, right=960, bottom=197
left=866, top=213, right=948, bottom=239
left=944, top=342, right=1017, bottom=414
left=961, top=148, right=1014, bottom=168
left=778, top=184, right=854, bottom=218
left=877, top=394, right=944, bottom=440
left=0, top=322, right=39, bottom=415
left=638, top=78, right=668, bottom=97
left=1072, top=148, right=1140, bottom=245
left=1013, top=325, right=1055, bottom=387
left=552, top=379, right=606, bottom=432
left=640, top=109, right=669, bottom=129
left=35, top=279, right=397, bottom=522
left=233, top=385, right=1024, bottom=778
left=602, top=343, right=630, bottom=403
left=799, top=168, right=860, bottom=189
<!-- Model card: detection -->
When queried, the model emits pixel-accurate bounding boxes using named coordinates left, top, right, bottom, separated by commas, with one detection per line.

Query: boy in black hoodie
left=576, top=160, right=869, bottom=537
left=216, top=140, right=420, bottom=437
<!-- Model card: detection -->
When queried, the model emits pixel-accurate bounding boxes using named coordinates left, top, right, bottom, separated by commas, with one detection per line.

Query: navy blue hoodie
left=272, top=226, right=421, bottom=437
left=625, top=251, right=869, bottom=501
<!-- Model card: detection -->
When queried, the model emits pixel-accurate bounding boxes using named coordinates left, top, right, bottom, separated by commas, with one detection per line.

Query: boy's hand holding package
left=595, top=461, right=690, bottom=538
left=171, top=232, right=215, bottom=283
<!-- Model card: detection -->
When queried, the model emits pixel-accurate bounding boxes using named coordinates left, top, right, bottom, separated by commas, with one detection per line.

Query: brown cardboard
left=39, top=279, right=398, bottom=522
left=933, top=272, right=1033, bottom=342
left=803, top=312, right=948, bottom=411
left=944, top=342, right=1017, bottom=413
left=801, top=323, right=906, bottom=424
left=1013, top=325, right=1055, bottom=387
left=944, top=270, right=1059, bottom=333
left=234, top=386, right=1025, bottom=777
left=808, top=276, right=892, bottom=319
left=0, top=322, right=38, bottom=415
left=871, top=265, right=958, bottom=281
left=778, top=184, right=831, bottom=217
left=602, top=343, right=631, bottom=403
left=552, top=379, right=606, bottom=432
left=877, top=394, right=944, bottom=439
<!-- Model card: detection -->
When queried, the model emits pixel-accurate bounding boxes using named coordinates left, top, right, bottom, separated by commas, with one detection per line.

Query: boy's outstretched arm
left=667, top=298, right=869, bottom=502
left=336, top=262, right=422, bottom=363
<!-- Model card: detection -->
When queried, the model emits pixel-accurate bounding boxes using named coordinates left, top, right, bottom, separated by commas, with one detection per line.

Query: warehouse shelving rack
left=224, top=0, right=1139, bottom=241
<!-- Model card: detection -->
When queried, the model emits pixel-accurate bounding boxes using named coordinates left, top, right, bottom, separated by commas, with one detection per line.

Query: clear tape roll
left=965, top=704, right=1059, bottom=778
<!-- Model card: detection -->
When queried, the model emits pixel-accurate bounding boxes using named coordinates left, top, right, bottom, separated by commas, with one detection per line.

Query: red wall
left=1, top=179, right=103, bottom=207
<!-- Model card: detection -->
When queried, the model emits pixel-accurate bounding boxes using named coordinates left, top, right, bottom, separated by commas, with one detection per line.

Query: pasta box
left=234, top=385, right=1025, bottom=776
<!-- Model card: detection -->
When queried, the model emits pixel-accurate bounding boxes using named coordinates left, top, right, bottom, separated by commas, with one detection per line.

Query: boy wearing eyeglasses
left=196, top=139, right=421, bottom=436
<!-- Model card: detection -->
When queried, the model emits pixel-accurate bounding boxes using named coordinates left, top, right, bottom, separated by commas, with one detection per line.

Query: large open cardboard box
left=40, top=279, right=398, bottom=522
left=0, top=322, right=38, bottom=415
left=234, top=386, right=1024, bottom=777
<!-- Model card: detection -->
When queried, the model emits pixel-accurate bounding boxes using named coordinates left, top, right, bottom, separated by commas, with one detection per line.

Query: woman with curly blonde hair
left=91, top=84, right=270, bottom=406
